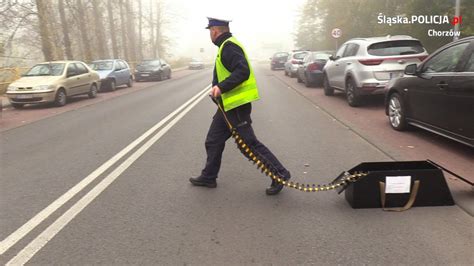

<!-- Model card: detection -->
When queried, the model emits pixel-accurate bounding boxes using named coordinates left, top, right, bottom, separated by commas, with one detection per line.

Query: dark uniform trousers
left=201, top=102, right=290, bottom=180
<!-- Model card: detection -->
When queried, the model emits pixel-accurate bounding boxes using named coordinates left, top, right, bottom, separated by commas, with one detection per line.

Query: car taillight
left=291, top=60, right=299, bottom=64
left=359, top=59, right=384, bottom=66
left=308, top=63, right=320, bottom=71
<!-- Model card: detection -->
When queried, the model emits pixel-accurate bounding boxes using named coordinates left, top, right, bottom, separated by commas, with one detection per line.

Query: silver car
left=323, top=35, right=428, bottom=106
left=284, top=51, right=309, bottom=77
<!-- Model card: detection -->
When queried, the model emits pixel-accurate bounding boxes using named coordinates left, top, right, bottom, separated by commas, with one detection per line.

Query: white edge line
left=7, top=88, right=209, bottom=265
left=0, top=85, right=211, bottom=255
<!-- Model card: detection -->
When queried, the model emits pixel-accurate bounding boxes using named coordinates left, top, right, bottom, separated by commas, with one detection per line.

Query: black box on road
left=337, top=161, right=455, bottom=209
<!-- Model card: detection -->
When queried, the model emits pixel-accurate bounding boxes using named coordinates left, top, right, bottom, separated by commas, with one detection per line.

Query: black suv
left=385, top=36, right=474, bottom=147
left=135, top=59, right=171, bottom=82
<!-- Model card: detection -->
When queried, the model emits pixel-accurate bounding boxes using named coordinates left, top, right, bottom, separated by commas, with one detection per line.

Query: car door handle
left=335, top=63, right=339, bottom=66
left=437, top=82, right=448, bottom=90
left=347, top=62, right=351, bottom=65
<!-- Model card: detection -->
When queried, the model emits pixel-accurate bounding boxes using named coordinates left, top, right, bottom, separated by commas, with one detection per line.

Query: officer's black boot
left=265, top=170, right=291, bottom=195
left=189, top=176, right=217, bottom=188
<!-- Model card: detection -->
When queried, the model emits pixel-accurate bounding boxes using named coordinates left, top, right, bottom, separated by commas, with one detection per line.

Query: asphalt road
left=0, top=66, right=472, bottom=265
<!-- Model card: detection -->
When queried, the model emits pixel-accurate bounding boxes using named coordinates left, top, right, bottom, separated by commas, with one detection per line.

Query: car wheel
left=304, top=74, right=312, bottom=87
left=168, top=71, right=172, bottom=79
left=284, top=69, right=288, bottom=76
left=289, top=71, right=295, bottom=78
left=88, top=84, right=98, bottom=98
left=323, top=75, right=334, bottom=96
left=345, top=78, right=361, bottom=107
left=158, top=72, right=163, bottom=81
left=11, top=103, right=24, bottom=109
left=388, top=93, right=407, bottom=131
left=54, top=89, right=67, bottom=107
left=127, top=77, right=133, bottom=87
left=297, top=74, right=302, bottom=83
left=109, top=79, right=116, bottom=91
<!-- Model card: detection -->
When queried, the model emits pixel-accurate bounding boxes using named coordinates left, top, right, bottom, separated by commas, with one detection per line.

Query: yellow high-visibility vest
left=215, top=36, right=259, bottom=111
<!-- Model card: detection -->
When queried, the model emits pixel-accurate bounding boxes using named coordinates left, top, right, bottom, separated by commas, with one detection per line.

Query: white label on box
left=385, top=176, right=411, bottom=194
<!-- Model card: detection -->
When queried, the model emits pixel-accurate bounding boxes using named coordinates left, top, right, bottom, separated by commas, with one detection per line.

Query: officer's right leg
left=190, top=110, right=232, bottom=187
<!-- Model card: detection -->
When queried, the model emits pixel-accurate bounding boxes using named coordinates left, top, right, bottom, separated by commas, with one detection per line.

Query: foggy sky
left=165, top=0, right=305, bottom=61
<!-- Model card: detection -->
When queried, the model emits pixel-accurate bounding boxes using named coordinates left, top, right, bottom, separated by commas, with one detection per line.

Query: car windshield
left=274, top=53, right=288, bottom=58
left=90, top=61, right=114, bottom=71
left=312, top=53, right=331, bottom=60
left=294, top=52, right=307, bottom=59
left=140, top=60, right=161, bottom=66
left=24, top=63, right=65, bottom=76
left=368, top=40, right=425, bottom=56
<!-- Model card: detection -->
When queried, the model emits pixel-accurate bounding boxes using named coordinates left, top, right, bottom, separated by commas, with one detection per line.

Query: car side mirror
left=404, top=64, right=418, bottom=75
left=329, top=55, right=336, bottom=61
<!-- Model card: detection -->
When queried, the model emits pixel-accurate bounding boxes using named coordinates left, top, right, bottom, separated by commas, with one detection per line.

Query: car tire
left=158, top=72, right=163, bottom=81
left=88, top=84, right=98, bottom=98
left=297, top=74, right=302, bottom=83
left=304, top=74, right=312, bottom=88
left=345, top=78, right=361, bottom=107
left=388, top=93, right=408, bottom=131
left=289, top=72, right=295, bottom=78
left=127, top=77, right=133, bottom=87
left=109, top=79, right=116, bottom=91
left=284, top=70, right=288, bottom=76
left=323, top=75, right=334, bottom=96
left=54, top=89, right=67, bottom=107
left=11, top=103, right=24, bottom=109
left=168, top=71, right=172, bottom=79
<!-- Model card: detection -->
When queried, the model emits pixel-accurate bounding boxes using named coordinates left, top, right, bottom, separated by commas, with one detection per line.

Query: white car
left=323, top=35, right=429, bottom=107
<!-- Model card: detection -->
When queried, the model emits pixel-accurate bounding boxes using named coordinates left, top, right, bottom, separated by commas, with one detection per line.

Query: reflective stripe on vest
left=215, top=36, right=260, bottom=111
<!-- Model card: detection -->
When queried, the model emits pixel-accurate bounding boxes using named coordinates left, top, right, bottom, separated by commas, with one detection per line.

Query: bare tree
left=58, top=0, right=73, bottom=59
left=137, top=0, right=143, bottom=60
left=149, top=0, right=155, bottom=58
left=91, top=0, right=108, bottom=59
left=35, top=0, right=56, bottom=61
left=119, top=0, right=129, bottom=60
left=75, top=0, right=92, bottom=61
left=107, top=0, right=119, bottom=58
left=125, top=0, right=137, bottom=62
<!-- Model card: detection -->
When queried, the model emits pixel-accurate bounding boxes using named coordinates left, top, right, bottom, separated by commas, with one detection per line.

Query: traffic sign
left=331, top=28, right=342, bottom=39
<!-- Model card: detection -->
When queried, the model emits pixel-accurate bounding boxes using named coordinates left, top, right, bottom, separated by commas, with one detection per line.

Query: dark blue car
left=297, top=51, right=333, bottom=87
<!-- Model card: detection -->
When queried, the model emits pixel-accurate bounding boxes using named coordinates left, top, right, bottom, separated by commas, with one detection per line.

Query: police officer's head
left=206, top=17, right=231, bottom=42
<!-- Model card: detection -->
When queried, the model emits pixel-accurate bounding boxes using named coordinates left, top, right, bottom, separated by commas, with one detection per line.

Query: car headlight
left=7, top=85, right=17, bottom=91
left=33, top=85, right=53, bottom=91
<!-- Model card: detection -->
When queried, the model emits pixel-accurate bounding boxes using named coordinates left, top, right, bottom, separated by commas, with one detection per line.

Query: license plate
left=141, top=74, right=149, bottom=77
left=16, top=94, right=33, bottom=99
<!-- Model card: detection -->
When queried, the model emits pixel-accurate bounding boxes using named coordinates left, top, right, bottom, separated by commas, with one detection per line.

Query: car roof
left=348, top=35, right=420, bottom=43
left=37, top=61, right=80, bottom=64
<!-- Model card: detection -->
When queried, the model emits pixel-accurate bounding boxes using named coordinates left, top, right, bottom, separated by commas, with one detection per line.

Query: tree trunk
left=107, top=0, right=119, bottom=58
left=138, top=0, right=143, bottom=61
left=58, top=0, right=73, bottom=59
left=91, top=0, right=108, bottom=59
left=125, top=0, right=136, bottom=63
left=76, top=0, right=92, bottom=62
left=119, top=0, right=129, bottom=60
left=149, top=0, right=155, bottom=58
left=154, top=1, right=161, bottom=58
left=35, top=0, right=55, bottom=61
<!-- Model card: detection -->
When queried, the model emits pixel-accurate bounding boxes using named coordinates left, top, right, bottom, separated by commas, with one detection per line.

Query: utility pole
left=454, top=0, right=461, bottom=41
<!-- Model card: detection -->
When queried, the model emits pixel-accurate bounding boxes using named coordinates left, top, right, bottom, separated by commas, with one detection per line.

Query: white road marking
left=0, top=85, right=210, bottom=256
left=7, top=88, right=209, bottom=265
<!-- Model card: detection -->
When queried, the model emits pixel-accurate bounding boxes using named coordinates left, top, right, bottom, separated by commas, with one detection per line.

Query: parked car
left=385, top=36, right=474, bottom=148
left=90, top=59, right=133, bottom=91
left=284, top=51, right=309, bottom=77
left=270, top=52, right=289, bottom=70
left=135, top=59, right=171, bottom=81
left=189, top=58, right=205, bottom=70
left=6, top=61, right=100, bottom=108
left=323, top=35, right=428, bottom=106
left=297, top=51, right=333, bottom=87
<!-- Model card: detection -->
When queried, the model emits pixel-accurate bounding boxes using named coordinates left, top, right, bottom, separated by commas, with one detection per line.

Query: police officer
left=189, top=17, right=291, bottom=195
